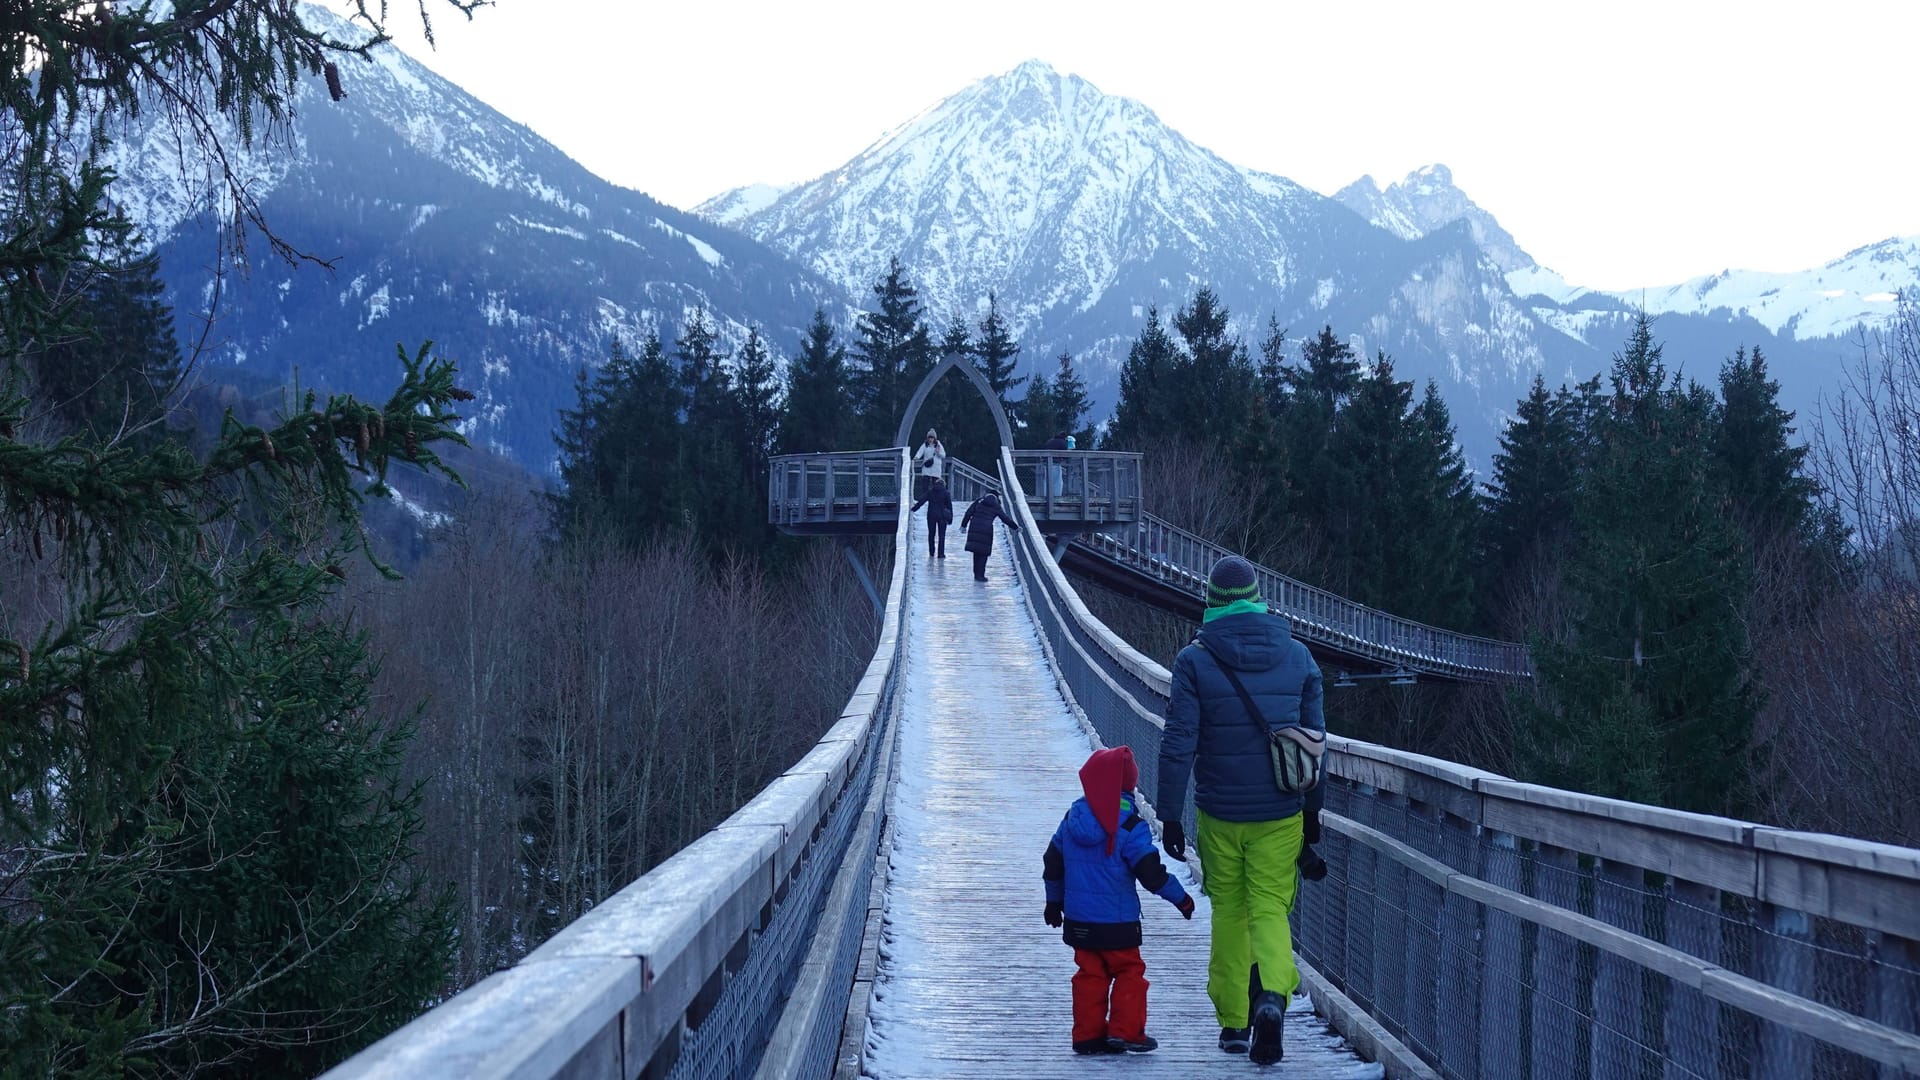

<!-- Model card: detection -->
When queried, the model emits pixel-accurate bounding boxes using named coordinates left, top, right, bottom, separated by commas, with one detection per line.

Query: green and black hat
left=1205, top=555, right=1262, bottom=608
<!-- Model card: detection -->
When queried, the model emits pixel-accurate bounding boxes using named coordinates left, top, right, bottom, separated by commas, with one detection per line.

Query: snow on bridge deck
left=859, top=516, right=1381, bottom=1079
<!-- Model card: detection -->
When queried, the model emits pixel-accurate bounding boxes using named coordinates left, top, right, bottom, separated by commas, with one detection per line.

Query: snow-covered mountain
left=101, top=5, right=842, bottom=468
left=704, top=63, right=1910, bottom=462
left=1334, top=165, right=1536, bottom=275
left=700, top=61, right=1584, bottom=461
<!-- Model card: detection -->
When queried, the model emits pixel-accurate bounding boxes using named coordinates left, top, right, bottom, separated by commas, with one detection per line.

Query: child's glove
left=1298, top=844, right=1328, bottom=882
left=1175, top=895, right=1195, bottom=920
left=1044, top=901, right=1064, bottom=928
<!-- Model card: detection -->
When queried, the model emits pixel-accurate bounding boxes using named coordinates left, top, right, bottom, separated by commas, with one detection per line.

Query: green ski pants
left=1196, top=809, right=1304, bottom=1028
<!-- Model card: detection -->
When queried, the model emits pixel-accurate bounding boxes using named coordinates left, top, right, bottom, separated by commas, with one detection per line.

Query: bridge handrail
left=1079, top=510, right=1531, bottom=679
left=768, top=448, right=906, bottom=528
left=327, top=450, right=914, bottom=1080
left=994, top=446, right=1920, bottom=1077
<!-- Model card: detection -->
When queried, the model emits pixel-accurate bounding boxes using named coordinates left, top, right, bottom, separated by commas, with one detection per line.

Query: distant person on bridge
left=959, top=491, right=1016, bottom=581
left=912, top=429, right=946, bottom=500
left=1043, top=431, right=1069, bottom=497
left=1043, top=745, right=1194, bottom=1056
left=1157, top=555, right=1327, bottom=1066
left=909, top=477, right=953, bottom=558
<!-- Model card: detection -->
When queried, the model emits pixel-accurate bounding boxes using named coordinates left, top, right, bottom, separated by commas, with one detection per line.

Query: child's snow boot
left=1106, top=1034, right=1158, bottom=1053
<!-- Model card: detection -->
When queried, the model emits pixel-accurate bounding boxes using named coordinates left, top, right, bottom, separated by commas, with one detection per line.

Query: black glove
left=1298, top=844, right=1328, bottom=882
left=1044, top=901, right=1063, bottom=928
left=1162, top=820, right=1186, bottom=861
left=1303, top=809, right=1322, bottom=845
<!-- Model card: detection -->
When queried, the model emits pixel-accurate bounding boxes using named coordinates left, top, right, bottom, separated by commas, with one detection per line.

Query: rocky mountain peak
left=1334, top=164, right=1534, bottom=273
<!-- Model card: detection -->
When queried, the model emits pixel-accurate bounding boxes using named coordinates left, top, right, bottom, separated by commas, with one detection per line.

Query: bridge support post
left=1436, top=814, right=1483, bottom=1076
left=1755, top=905, right=1815, bottom=1080
left=1868, top=934, right=1920, bottom=1080
left=840, top=541, right=884, bottom=620
left=1593, top=859, right=1649, bottom=1077
left=1663, top=878, right=1723, bottom=1080
left=1478, top=831, right=1528, bottom=1079
left=1529, top=844, right=1591, bottom=1077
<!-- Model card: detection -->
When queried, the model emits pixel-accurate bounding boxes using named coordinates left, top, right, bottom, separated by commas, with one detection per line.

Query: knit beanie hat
left=1206, top=555, right=1262, bottom=608
left=1078, top=746, right=1140, bottom=854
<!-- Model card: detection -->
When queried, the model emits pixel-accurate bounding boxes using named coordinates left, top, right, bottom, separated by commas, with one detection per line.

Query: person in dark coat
left=958, top=491, right=1016, bottom=581
left=909, top=478, right=953, bottom=558
left=1157, top=555, right=1326, bottom=1064
left=1043, top=746, right=1193, bottom=1055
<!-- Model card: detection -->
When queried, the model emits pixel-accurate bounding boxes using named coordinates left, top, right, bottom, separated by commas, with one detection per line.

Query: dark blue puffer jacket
left=1157, top=609, right=1326, bottom=824
left=1043, top=795, right=1187, bottom=950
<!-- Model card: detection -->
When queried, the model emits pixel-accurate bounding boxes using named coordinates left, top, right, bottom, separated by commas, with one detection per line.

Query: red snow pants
left=1071, top=947, right=1148, bottom=1043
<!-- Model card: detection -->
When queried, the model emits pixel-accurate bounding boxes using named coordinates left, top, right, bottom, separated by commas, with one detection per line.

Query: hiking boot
left=1219, top=1027, right=1250, bottom=1054
left=1106, top=1034, right=1158, bottom=1053
left=1072, top=1038, right=1119, bottom=1055
left=1248, top=990, right=1285, bottom=1065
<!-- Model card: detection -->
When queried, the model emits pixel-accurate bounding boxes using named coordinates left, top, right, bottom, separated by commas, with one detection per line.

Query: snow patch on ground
left=510, top=215, right=587, bottom=240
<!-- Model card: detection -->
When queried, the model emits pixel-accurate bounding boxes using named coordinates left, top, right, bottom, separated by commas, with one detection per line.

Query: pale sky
left=331, top=0, right=1920, bottom=291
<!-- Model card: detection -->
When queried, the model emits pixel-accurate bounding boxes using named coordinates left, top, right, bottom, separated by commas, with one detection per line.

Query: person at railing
left=1042, top=746, right=1194, bottom=1056
left=959, top=491, right=1017, bottom=582
left=912, top=429, right=946, bottom=500
left=1156, top=555, right=1327, bottom=1066
left=1042, top=431, right=1068, bottom=497
left=909, top=477, right=953, bottom=558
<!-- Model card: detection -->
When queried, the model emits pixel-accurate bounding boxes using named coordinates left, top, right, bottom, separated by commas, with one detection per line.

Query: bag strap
left=1193, top=639, right=1272, bottom=737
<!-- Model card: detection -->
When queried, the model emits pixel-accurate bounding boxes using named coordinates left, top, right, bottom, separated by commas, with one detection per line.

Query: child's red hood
left=1078, top=746, right=1139, bottom=854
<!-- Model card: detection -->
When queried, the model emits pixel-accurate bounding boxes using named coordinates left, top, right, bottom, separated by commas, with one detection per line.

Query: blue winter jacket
left=1042, top=794, right=1187, bottom=950
left=1157, top=610, right=1326, bottom=824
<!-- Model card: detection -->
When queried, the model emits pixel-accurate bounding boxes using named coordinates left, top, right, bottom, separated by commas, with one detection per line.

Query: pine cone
left=324, top=62, right=346, bottom=102
left=450, top=387, right=476, bottom=402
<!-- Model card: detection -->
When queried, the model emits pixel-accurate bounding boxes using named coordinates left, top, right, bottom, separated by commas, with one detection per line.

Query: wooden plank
left=1477, top=779, right=1758, bottom=896
left=318, top=957, right=640, bottom=1080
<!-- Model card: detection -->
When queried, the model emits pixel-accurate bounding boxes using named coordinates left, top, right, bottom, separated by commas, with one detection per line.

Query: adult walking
left=910, top=477, right=954, bottom=558
left=1157, top=556, right=1327, bottom=1065
left=912, top=429, right=946, bottom=500
left=959, top=491, right=1017, bottom=582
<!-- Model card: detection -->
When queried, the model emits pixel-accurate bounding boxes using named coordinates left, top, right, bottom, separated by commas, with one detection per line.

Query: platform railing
left=996, top=445, right=1920, bottom=1080
left=768, top=449, right=906, bottom=529
left=1076, top=510, right=1532, bottom=680
left=326, top=451, right=913, bottom=1080
left=1007, top=450, right=1142, bottom=524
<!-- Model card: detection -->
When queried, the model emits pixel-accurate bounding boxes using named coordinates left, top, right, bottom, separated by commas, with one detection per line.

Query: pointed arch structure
left=895, top=351, right=1016, bottom=450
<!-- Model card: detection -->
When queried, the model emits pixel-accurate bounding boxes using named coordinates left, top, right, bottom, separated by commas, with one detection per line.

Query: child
left=1042, top=746, right=1194, bottom=1055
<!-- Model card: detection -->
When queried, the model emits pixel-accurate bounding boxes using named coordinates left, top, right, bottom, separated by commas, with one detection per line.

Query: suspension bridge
left=328, top=357, right=1920, bottom=1079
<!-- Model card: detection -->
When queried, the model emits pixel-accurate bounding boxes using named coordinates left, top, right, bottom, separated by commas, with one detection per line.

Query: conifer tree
left=26, top=243, right=180, bottom=444
left=2, top=4, right=480, bottom=1071
left=733, top=326, right=781, bottom=476
left=1051, top=350, right=1095, bottom=447
left=1484, top=375, right=1584, bottom=586
left=778, top=309, right=850, bottom=455
left=1519, top=318, right=1756, bottom=816
left=1107, top=306, right=1178, bottom=448
left=1714, top=346, right=1815, bottom=545
left=850, top=258, right=935, bottom=445
left=975, top=291, right=1025, bottom=403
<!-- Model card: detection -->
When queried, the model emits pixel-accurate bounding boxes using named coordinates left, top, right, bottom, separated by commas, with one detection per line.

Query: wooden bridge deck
left=858, top=513, right=1381, bottom=1079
